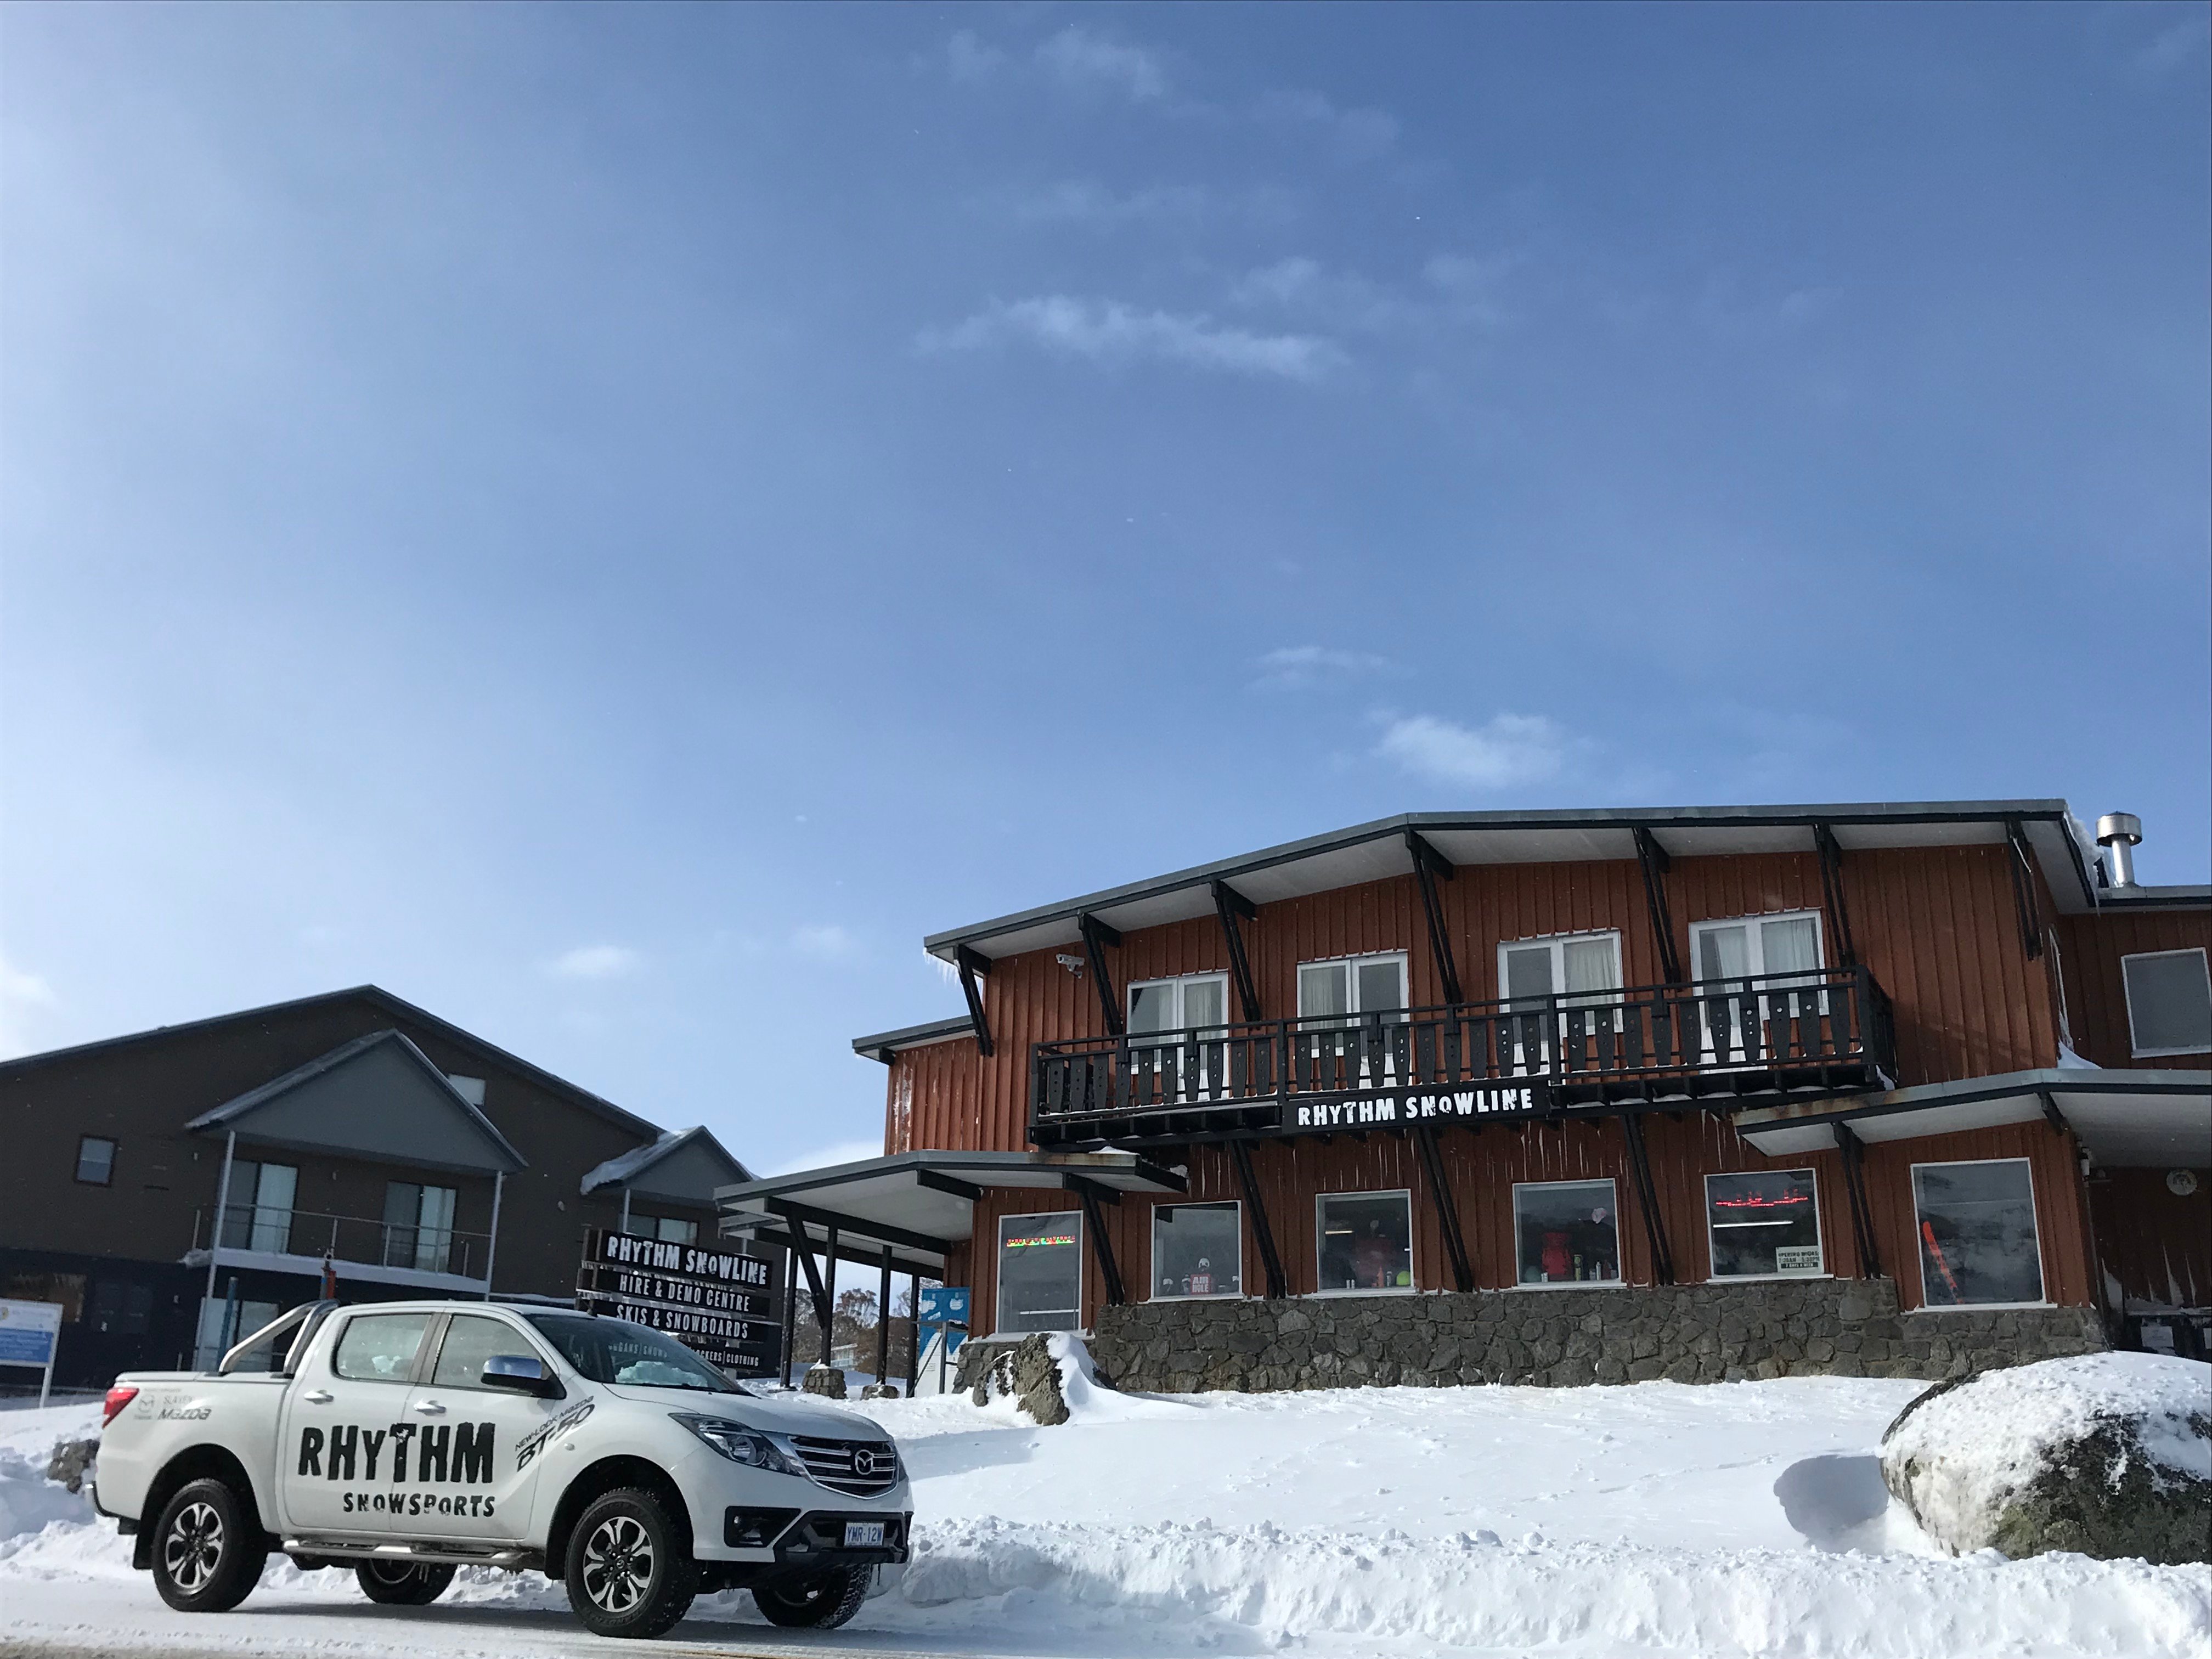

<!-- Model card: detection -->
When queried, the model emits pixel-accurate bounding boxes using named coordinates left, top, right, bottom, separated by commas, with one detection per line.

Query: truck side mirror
left=482, top=1354, right=562, bottom=1398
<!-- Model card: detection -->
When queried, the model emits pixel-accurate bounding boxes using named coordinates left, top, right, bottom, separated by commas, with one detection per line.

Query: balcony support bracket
left=955, top=945, right=996, bottom=1059
left=1213, top=880, right=1263, bottom=1022
left=787, top=1220, right=834, bottom=1356
left=1413, top=1125, right=1475, bottom=1293
left=1621, top=1114, right=1676, bottom=1285
left=1070, top=1178, right=1126, bottom=1306
left=1832, top=1120, right=1883, bottom=1279
left=1229, top=1139, right=1290, bottom=1300
left=1405, top=830, right=1463, bottom=1006
left=1634, top=828, right=1684, bottom=986
left=2004, top=820, right=2045, bottom=959
left=1079, top=913, right=1125, bottom=1036
left=1813, top=824, right=1860, bottom=969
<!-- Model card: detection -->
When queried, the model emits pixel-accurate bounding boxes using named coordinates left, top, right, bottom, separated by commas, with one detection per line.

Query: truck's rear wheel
left=150, top=1477, right=267, bottom=1613
left=753, top=1566, right=870, bottom=1630
left=356, top=1560, right=457, bottom=1605
left=563, top=1488, right=697, bottom=1639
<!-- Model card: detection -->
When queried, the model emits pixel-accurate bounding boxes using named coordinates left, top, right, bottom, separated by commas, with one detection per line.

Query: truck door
left=397, top=1312, right=571, bottom=1542
left=278, top=1308, right=438, bottom=1537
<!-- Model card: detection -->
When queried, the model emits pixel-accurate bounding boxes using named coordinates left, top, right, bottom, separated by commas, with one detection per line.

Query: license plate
left=843, top=1521, right=886, bottom=1548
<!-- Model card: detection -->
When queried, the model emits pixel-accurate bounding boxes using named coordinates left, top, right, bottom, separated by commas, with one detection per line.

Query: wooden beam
left=2004, top=820, right=2045, bottom=960
left=1832, top=1120, right=1883, bottom=1279
left=955, top=945, right=995, bottom=1058
left=1079, top=913, right=1125, bottom=1036
left=1212, top=880, right=1263, bottom=1022
left=1405, top=829, right=1463, bottom=1006
left=1413, top=1125, right=1474, bottom=1292
left=1634, top=828, right=1684, bottom=986
left=1621, top=1115, right=1675, bottom=1285
left=1074, top=1182, right=1125, bottom=1306
left=1229, top=1138, right=1289, bottom=1300
left=1813, top=824, right=1860, bottom=969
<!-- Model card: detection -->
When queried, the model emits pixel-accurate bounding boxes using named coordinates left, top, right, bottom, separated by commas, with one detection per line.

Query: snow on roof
left=579, top=1124, right=753, bottom=1195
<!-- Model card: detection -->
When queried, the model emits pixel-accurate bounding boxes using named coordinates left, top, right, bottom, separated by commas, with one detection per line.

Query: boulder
left=1881, top=1352, right=2210, bottom=1564
left=46, top=1438, right=98, bottom=1496
left=799, top=1363, right=848, bottom=1400
left=968, top=1332, right=1111, bottom=1425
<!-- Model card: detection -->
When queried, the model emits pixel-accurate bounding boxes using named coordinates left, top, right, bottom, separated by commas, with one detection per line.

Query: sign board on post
left=916, top=1286, right=970, bottom=1397
left=0, top=1300, right=64, bottom=1407
left=574, top=1229, right=784, bottom=1380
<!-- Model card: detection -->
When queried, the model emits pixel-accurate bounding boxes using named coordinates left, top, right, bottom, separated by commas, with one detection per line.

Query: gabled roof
left=0, top=983, right=659, bottom=1140
left=580, top=1125, right=754, bottom=1204
left=921, top=800, right=2106, bottom=964
left=186, top=1030, right=527, bottom=1175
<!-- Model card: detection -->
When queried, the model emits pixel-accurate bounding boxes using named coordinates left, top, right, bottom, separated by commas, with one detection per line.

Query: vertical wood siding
left=887, top=842, right=2070, bottom=1155
left=949, top=1115, right=2091, bottom=1331
left=2053, top=910, right=2212, bottom=1069
left=2088, top=1166, right=2211, bottom=1308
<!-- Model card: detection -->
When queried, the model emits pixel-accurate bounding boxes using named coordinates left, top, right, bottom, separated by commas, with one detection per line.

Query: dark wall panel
left=2054, top=910, right=2212, bottom=1070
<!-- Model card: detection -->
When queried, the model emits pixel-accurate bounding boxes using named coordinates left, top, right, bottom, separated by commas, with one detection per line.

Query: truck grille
left=787, top=1435, right=901, bottom=1497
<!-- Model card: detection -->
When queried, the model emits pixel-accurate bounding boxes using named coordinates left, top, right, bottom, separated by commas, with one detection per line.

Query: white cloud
left=934, top=25, right=1166, bottom=102
left=2138, top=13, right=2210, bottom=74
left=1375, top=713, right=1570, bottom=789
left=1237, top=254, right=1516, bottom=336
left=922, top=296, right=1346, bottom=382
left=544, top=944, right=641, bottom=980
left=0, top=951, right=58, bottom=1058
left=770, top=1138, right=884, bottom=1176
left=1254, top=88, right=1400, bottom=161
left=792, top=924, right=857, bottom=961
left=1252, top=646, right=1400, bottom=690
left=1035, top=25, right=1167, bottom=100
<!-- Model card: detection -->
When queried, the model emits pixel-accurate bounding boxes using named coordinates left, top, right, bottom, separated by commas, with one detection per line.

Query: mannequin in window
left=1353, top=1218, right=1397, bottom=1289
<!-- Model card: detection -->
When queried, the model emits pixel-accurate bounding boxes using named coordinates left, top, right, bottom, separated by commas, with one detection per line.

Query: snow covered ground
left=3, top=1369, right=2207, bottom=1658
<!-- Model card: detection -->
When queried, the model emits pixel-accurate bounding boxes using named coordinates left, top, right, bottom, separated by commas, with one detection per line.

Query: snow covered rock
left=44, top=1438, right=97, bottom=1497
left=800, top=1363, right=848, bottom=1399
left=1881, top=1352, right=2211, bottom=1563
left=968, top=1332, right=1111, bottom=1425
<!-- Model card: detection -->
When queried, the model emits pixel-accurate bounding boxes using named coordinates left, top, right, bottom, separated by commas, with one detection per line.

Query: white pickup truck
left=92, top=1298, right=911, bottom=1638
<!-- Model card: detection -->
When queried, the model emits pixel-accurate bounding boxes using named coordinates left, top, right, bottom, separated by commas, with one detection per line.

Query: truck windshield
left=522, top=1312, right=738, bottom=1392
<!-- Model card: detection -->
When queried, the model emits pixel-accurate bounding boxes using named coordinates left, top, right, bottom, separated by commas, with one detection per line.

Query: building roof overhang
left=714, top=1149, right=1187, bottom=1277
left=1733, top=1068, right=2211, bottom=1168
left=850, top=1015, right=978, bottom=1063
left=917, top=800, right=2104, bottom=967
left=186, top=1030, right=529, bottom=1176
left=580, top=1125, right=754, bottom=1205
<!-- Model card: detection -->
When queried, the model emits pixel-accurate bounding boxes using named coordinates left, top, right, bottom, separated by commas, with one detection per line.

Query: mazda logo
left=853, top=1449, right=877, bottom=1476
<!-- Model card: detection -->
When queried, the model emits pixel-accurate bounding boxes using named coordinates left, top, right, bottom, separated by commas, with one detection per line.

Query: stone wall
left=1088, top=1279, right=2106, bottom=1394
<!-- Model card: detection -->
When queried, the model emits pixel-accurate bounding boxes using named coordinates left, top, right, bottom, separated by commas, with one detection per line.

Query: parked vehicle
left=91, top=1299, right=910, bottom=1638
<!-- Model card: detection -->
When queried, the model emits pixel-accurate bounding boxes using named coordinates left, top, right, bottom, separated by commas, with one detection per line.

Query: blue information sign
left=0, top=1328, right=54, bottom=1365
left=917, top=1286, right=970, bottom=1352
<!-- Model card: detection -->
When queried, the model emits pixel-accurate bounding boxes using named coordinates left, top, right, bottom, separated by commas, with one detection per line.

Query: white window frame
left=995, top=1209, right=1085, bottom=1336
left=1149, top=1200, right=1243, bottom=1301
left=1688, top=909, right=1826, bottom=984
left=1909, top=1156, right=2047, bottom=1310
left=1703, top=1169, right=1825, bottom=1282
left=1497, top=931, right=1624, bottom=1068
left=2121, top=947, right=2212, bottom=1058
left=1295, top=952, right=1410, bottom=1019
left=1313, top=1188, right=1416, bottom=1296
left=1510, top=1177, right=1624, bottom=1287
left=1127, top=972, right=1233, bottom=1036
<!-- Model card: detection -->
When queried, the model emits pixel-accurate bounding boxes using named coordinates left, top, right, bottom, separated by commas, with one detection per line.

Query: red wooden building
left=724, top=802, right=2210, bottom=1390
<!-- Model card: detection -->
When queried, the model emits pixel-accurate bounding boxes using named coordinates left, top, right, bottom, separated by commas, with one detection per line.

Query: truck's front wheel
left=150, top=1477, right=267, bottom=1613
left=753, top=1566, right=870, bottom=1630
left=563, top=1488, right=697, bottom=1639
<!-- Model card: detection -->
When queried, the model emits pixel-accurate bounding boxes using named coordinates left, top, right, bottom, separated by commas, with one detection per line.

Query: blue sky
left=4, top=3, right=2208, bottom=1175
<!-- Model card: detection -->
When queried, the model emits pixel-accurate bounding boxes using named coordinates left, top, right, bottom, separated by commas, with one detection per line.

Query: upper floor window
left=75, top=1136, right=116, bottom=1186
left=1128, top=972, right=1229, bottom=1038
left=1691, top=911, right=1824, bottom=987
left=2123, top=949, right=2212, bottom=1057
left=1499, top=932, right=1622, bottom=1008
left=384, top=1180, right=459, bottom=1274
left=1298, top=953, right=1407, bottom=1022
left=623, top=1213, right=699, bottom=1246
left=218, top=1159, right=298, bottom=1252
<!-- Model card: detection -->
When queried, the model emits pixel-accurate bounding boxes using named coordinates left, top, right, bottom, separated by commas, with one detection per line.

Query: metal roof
left=1734, top=1068, right=2211, bottom=1167
left=922, top=800, right=2104, bottom=964
left=850, top=1014, right=977, bottom=1061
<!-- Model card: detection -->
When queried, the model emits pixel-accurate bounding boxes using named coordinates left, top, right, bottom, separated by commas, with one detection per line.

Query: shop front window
left=1912, top=1159, right=2045, bottom=1307
left=1152, top=1201, right=1241, bottom=1299
left=1514, top=1180, right=1621, bottom=1284
left=998, top=1210, right=1084, bottom=1334
left=1706, top=1170, right=1822, bottom=1278
left=1316, top=1190, right=1413, bottom=1293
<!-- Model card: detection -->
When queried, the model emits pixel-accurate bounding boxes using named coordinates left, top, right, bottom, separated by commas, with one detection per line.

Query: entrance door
left=398, top=1312, right=568, bottom=1542
left=278, top=1307, right=437, bottom=1536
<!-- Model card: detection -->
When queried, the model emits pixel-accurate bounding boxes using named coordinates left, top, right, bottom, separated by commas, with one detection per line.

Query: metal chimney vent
left=2096, top=812, right=2142, bottom=889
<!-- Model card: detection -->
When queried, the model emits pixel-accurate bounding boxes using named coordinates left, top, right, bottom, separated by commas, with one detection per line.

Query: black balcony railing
left=1031, top=966, right=1894, bottom=1147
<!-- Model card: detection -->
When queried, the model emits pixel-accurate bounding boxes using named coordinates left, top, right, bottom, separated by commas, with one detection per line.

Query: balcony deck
left=1031, top=967, right=1895, bottom=1150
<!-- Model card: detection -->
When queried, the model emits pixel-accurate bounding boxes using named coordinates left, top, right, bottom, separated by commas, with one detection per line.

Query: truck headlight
left=670, top=1413, right=805, bottom=1476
